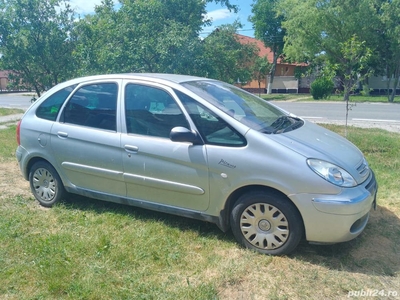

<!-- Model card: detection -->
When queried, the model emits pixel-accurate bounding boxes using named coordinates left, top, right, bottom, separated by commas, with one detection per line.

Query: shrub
left=310, top=77, right=334, bottom=100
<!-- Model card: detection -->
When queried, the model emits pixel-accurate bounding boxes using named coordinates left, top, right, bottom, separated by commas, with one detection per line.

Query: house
left=0, top=70, right=10, bottom=91
left=236, top=34, right=306, bottom=94
left=237, top=35, right=400, bottom=96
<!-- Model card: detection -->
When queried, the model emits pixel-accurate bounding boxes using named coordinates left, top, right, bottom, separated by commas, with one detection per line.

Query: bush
left=310, top=77, right=334, bottom=100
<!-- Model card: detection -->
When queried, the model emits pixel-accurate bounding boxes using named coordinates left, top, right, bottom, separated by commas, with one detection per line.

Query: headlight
left=307, top=159, right=356, bottom=187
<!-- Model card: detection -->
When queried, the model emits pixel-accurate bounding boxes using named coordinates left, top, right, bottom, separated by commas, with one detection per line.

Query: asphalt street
left=1, top=92, right=399, bottom=132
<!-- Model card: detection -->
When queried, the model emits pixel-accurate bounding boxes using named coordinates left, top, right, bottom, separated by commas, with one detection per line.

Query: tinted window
left=175, top=90, right=246, bottom=147
left=125, top=84, right=189, bottom=138
left=36, top=85, right=77, bottom=121
left=63, top=83, right=118, bottom=131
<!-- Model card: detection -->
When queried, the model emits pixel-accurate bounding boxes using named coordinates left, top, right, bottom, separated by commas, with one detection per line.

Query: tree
left=276, top=0, right=394, bottom=101
left=329, top=36, right=372, bottom=135
left=380, top=0, right=400, bottom=102
left=250, top=0, right=286, bottom=94
left=74, top=0, right=238, bottom=76
left=0, top=0, right=77, bottom=96
left=203, top=23, right=259, bottom=84
left=252, top=56, right=272, bottom=96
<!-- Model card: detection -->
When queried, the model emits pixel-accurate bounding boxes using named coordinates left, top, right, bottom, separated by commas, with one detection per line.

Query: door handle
left=124, top=145, right=139, bottom=153
left=57, top=131, right=68, bottom=138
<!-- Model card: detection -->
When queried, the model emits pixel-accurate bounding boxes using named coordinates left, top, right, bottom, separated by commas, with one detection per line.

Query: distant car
left=16, top=74, right=377, bottom=255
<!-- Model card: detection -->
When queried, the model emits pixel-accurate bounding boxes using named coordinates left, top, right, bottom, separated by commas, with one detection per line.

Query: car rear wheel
left=230, top=191, right=303, bottom=255
left=29, top=161, right=66, bottom=207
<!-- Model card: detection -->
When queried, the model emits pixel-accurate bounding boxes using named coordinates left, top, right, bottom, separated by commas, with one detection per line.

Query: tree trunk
left=343, top=78, right=351, bottom=101
left=389, top=64, right=400, bottom=102
left=267, top=51, right=279, bottom=94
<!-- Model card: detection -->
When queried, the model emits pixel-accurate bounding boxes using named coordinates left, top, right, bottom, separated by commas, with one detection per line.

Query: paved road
left=1, top=93, right=399, bottom=131
left=0, top=93, right=34, bottom=110
left=271, top=101, right=400, bottom=123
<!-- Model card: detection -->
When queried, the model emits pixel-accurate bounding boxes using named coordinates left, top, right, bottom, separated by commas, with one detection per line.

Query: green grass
left=260, top=94, right=313, bottom=101
left=1, top=125, right=399, bottom=299
left=0, top=125, right=17, bottom=161
left=0, top=107, right=25, bottom=117
left=260, top=93, right=399, bottom=103
left=327, top=94, right=398, bottom=103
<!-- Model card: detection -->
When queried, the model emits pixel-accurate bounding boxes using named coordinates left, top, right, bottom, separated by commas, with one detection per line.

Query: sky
left=69, top=0, right=255, bottom=37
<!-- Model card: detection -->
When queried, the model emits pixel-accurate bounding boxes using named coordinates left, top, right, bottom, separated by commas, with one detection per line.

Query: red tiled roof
left=236, top=34, right=276, bottom=62
left=236, top=34, right=302, bottom=66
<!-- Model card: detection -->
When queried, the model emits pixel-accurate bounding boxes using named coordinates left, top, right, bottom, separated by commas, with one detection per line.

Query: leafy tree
left=380, top=0, right=400, bottom=102
left=74, top=0, right=238, bottom=76
left=277, top=0, right=381, bottom=101
left=250, top=0, right=286, bottom=94
left=203, top=23, right=259, bottom=84
left=325, top=36, right=372, bottom=102
left=0, top=0, right=77, bottom=96
left=252, top=56, right=272, bottom=96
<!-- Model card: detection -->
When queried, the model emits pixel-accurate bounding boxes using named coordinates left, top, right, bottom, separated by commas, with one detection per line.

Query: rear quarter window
left=36, top=85, right=77, bottom=121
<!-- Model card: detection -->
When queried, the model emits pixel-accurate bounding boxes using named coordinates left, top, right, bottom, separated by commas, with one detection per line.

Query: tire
left=230, top=191, right=303, bottom=255
left=29, top=161, right=66, bottom=207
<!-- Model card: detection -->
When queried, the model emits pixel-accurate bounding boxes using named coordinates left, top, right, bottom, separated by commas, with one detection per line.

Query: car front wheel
left=29, top=161, right=66, bottom=207
left=230, top=191, right=303, bottom=255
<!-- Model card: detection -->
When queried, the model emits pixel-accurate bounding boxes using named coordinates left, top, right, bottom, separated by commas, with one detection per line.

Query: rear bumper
left=291, top=171, right=377, bottom=244
left=16, top=145, right=29, bottom=180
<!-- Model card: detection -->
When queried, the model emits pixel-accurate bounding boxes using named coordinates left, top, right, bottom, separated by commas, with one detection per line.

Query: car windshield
left=182, top=80, right=304, bottom=134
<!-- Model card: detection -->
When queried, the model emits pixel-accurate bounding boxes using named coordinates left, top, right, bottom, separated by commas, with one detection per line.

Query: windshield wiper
left=269, top=115, right=303, bottom=134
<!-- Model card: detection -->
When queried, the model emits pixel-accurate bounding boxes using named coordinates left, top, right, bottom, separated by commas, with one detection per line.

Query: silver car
left=16, top=74, right=377, bottom=255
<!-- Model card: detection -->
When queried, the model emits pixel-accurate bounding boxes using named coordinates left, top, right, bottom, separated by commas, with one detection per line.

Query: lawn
left=0, top=107, right=24, bottom=117
left=0, top=110, right=399, bottom=299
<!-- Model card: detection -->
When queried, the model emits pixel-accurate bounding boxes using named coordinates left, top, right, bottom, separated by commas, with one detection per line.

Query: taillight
left=16, top=120, right=21, bottom=145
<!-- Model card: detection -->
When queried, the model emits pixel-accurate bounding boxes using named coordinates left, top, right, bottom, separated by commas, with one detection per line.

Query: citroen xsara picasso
left=16, top=74, right=377, bottom=255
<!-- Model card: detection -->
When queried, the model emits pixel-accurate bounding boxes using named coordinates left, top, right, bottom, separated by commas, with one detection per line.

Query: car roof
left=61, top=73, right=212, bottom=86
left=40, top=73, right=218, bottom=101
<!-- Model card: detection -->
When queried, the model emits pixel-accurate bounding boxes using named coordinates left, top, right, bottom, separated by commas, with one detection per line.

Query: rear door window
left=62, top=83, right=118, bottom=131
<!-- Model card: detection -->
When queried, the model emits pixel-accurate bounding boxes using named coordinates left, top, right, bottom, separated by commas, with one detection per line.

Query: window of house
left=125, top=84, right=189, bottom=138
left=62, top=83, right=118, bottom=131
left=36, top=85, right=77, bottom=121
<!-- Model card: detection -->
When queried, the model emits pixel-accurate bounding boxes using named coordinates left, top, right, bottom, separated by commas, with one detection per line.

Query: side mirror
left=170, top=127, right=203, bottom=145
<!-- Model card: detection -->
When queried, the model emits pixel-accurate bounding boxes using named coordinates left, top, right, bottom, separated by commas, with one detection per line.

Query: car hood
left=267, top=121, right=366, bottom=182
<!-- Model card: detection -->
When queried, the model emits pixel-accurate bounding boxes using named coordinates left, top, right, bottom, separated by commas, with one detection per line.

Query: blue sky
left=202, top=0, right=255, bottom=37
left=70, top=0, right=255, bottom=37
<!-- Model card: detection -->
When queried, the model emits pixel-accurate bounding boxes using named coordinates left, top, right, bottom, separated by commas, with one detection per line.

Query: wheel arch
left=25, top=156, right=55, bottom=179
left=218, top=185, right=305, bottom=233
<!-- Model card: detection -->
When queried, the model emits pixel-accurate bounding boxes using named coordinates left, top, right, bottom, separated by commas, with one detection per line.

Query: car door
left=174, top=90, right=249, bottom=210
left=51, top=80, right=125, bottom=196
left=121, top=81, right=210, bottom=211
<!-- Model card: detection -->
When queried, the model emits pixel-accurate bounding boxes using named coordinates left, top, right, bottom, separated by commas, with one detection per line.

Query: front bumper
left=291, top=171, right=377, bottom=244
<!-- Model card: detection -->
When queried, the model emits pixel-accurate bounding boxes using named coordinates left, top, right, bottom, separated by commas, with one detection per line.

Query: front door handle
left=124, top=145, right=139, bottom=153
left=57, top=131, right=68, bottom=138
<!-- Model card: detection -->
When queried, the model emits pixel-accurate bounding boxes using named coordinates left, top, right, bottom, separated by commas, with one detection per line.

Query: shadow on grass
left=61, top=193, right=229, bottom=240
left=60, top=195, right=399, bottom=277
left=292, top=205, right=400, bottom=277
